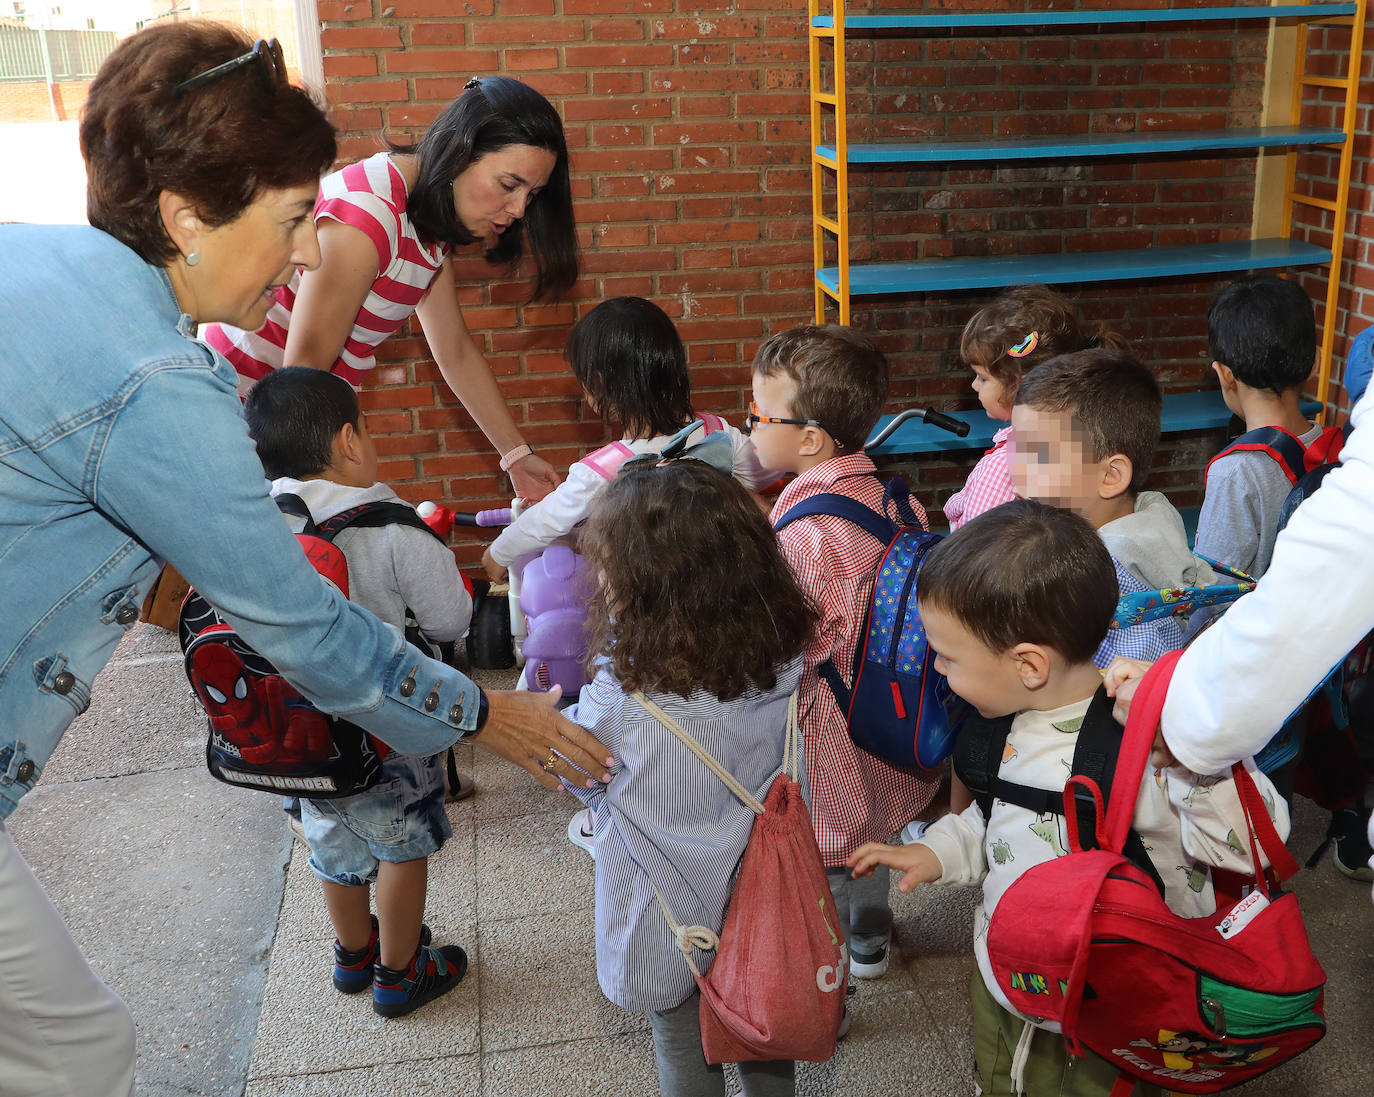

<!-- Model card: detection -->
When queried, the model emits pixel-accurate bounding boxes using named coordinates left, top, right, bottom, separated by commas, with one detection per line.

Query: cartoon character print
left=1132, top=1030, right=1279, bottom=1070
left=1182, top=772, right=1223, bottom=806
left=191, top=643, right=331, bottom=767
left=990, top=838, right=1014, bottom=865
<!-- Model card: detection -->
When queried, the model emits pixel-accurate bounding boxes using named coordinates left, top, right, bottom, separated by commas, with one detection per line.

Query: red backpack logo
left=984, top=651, right=1326, bottom=1095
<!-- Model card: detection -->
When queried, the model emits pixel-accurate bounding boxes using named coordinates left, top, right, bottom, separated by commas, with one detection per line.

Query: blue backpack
left=774, top=478, right=956, bottom=770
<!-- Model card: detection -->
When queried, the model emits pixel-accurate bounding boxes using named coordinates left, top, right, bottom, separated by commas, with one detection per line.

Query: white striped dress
left=204, top=153, right=449, bottom=385
left=564, top=657, right=804, bottom=1013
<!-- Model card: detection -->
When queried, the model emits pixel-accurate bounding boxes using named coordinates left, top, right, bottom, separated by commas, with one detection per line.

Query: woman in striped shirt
left=565, top=458, right=817, bottom=1097
left=206, top=76, right=578, bottom=502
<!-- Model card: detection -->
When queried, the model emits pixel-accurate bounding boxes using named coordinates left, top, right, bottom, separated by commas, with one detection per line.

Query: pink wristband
left=499, top=443, right=533, bottom=472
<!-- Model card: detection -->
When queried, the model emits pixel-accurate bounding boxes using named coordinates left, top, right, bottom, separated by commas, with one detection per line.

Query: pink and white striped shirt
left=943, top=424, right=1016, bottom=531
left=204, top=153, right=449, bottom=385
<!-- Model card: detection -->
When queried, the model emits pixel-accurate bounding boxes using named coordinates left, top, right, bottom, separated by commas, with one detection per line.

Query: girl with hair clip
left=481, top=295, right=779, bottom=586
left=944, top=284, right=1129, bottom=530
left=563, top=457, right=816, bottom=1097
left=207, top=76, right=580, bottom=501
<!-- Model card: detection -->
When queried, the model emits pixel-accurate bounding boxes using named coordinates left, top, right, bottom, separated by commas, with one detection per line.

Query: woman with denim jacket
left=205, top=76, right=577, bottom=502
left=0, top=24, right=607, bottom=1097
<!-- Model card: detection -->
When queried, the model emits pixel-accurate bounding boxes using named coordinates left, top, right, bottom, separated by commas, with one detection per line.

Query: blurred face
left=749, top=370, right=807, bottom=474
left=921, top=602, right=1024, bottom=718
left=971, top=362, right=1013, bottom=420
left=192, top=183, right=320, bottom=329
left=451, top=144, right=557, bottom=248
left=1010, top=403, right=1103, bottom=517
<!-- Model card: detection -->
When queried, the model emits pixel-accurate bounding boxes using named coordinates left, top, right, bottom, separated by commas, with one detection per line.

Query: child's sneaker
left=1329, top=803, right=1374, bottom=881
left=568, top=808, right=596, bottom=859
left=849, top=942, right=889, bottom=979
left=332, top=917, right=431, bottom=994
left=373, top=942, right=469, bottom=1018
left=899, top=818, right=930, bottom=845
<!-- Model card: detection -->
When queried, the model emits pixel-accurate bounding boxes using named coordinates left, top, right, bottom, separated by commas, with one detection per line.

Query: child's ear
left=1011, top=643, right=1051, bottom=691
left=334, top=422, right=362, bottom=468
left=797, top=424, right=828, bottom=458
left=1098, top=453, right=1133, bottom=501
left=1212, top=361, right=1236, bottom=391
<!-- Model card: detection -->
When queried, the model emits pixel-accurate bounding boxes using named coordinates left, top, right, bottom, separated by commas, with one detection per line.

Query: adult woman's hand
left=472, top=687, right=613, bottom=790
left=508, top=451, right=561, bottom=502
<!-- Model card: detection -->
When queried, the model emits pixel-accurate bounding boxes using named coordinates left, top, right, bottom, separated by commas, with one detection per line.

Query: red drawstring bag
left=985, top=651, right=1326, bottom=1096
left=636, top=691, right=848, bottom=1064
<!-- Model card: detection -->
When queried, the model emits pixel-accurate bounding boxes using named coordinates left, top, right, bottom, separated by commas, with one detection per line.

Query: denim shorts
left=302, top=751, right=451, bottom=886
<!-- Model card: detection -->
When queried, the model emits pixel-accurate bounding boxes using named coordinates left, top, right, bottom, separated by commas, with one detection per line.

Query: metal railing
left=0, top=25, right=116, bottom=83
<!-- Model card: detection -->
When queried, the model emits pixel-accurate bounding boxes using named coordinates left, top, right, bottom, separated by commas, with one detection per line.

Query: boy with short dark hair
left=752, top=324, right=941, bottom=983
left=1197, top=275, right=1329, bottom=577
left=849, top=500, right=1288, bottom=1097
left=244, top=366, right=472, bottom=1017
left=1011, top=349, right=1218, bottom=667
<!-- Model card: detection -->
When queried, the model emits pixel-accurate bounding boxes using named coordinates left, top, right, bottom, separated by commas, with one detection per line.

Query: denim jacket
left=0, top=225, right=482, bottom=819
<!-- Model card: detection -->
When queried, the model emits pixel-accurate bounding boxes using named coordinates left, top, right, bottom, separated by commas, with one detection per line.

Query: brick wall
left=314, top=1, right=1374, bottom=563
left=0, top=79, right=91, bottom=122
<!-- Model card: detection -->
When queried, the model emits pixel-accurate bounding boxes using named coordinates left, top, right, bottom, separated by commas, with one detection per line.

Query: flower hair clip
left=464, top=76, right=482, bottom=90
left=1008, top=332, right=1040, bottom=358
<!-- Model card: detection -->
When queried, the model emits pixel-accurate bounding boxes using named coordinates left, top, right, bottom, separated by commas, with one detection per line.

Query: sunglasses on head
left=174, top=38, right=286, bottom=98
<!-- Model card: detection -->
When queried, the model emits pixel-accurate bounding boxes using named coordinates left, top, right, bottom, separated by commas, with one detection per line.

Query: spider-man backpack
left=179, top=494, right=449, bottom=798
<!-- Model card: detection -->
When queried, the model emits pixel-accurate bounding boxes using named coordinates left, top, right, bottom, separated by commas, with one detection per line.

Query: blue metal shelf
left=867, top=391, right=1321, bottom=456
left=817, top=238, right=1330, bottom=296
left=815, top=126, right=1345, bottom=165
left=812, top=4, right=1356, bottom=30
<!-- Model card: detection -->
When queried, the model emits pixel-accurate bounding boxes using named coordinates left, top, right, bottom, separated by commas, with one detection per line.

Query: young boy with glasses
left=749, top=324, right=941, bottom=988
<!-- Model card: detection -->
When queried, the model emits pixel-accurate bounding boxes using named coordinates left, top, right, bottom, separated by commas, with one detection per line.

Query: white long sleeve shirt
left=1160, top=390, right=1374, bottom=776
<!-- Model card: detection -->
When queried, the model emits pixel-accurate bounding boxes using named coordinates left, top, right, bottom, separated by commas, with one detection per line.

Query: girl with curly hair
left=563, top=457, right=817, bottom=1097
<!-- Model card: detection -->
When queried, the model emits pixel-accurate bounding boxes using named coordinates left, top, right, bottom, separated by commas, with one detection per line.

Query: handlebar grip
left=475, top=508, right=512, bottom=527
left=923, top=409, right=970, bottom=437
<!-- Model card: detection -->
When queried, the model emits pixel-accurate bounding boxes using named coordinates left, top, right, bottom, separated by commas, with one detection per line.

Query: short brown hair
left=1014, top=349, right=1162, bottom=494
left=960, top=284, right=1129, bottom=403
left=81, top=21, right=336, bottom=264
left=918, top=499, right=1116, bottom=663
left=751, top=324, right=888, bottom=453
left=580, top=460, right=817, bottom=700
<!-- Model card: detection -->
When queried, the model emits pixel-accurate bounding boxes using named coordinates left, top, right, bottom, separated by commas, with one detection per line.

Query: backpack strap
left=274, top=493, right=318, bottom=534
left=1205, top=426, right=1307, bottom=488
left=578, top=441, right=637, bottom=482
left=951, top=688, right=1164, bottom=893
left=314, top=500, right=445, bottom=544
left=772, top=491, right=896, bottom=545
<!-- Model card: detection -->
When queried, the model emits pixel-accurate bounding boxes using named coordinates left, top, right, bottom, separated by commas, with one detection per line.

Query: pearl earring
left=185, top=251, right=201, bottom=267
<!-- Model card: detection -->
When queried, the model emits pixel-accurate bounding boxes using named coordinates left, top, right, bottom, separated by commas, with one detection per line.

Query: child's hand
left=482, top=547, right=508, bottom=583
left=848, top=841, right=942, bottom=893
left=1103, top=657, right=1177, bottom=767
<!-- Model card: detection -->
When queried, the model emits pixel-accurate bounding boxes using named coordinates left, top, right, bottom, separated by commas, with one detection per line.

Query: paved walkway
left=8, top=621, right=1374, bottom=1096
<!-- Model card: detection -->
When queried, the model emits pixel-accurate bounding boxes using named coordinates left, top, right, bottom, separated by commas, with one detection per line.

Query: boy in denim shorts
left=245, top=368, right=472, bottom=1017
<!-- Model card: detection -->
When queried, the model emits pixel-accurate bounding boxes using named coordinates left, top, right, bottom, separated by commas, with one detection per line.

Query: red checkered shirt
left=771, top=453, right=941, bottom=866
left=943, top=425, right=1015, bottom=530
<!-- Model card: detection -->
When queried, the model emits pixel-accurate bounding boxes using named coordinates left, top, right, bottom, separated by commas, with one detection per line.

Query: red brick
left=320, top=27, right=402, bottom=50
left=471, top=20, right=586, bottom=44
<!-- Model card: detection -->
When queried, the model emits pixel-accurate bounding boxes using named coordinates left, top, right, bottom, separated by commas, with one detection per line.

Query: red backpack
left=984, top=651, right=1326, bottom=1095
left=636, top=691, right=848, bottom=1064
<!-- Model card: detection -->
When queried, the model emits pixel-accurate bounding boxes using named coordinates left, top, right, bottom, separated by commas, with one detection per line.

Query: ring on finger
left=541, top=751, right=559, bottom=773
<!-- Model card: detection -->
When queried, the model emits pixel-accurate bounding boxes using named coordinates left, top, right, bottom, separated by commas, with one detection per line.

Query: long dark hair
left=565, top=297, right=694, bottom=439
left=580, top=461, right=817, bottom=701
left=391, top=76, right=578, bottom=301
